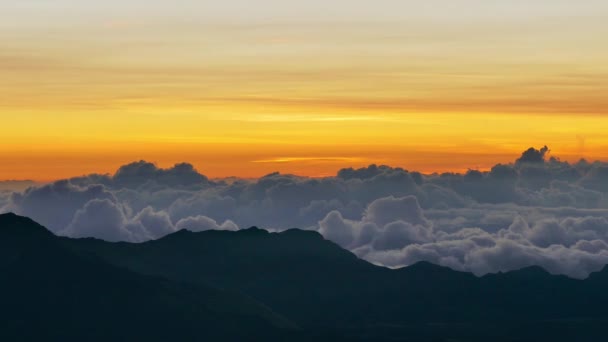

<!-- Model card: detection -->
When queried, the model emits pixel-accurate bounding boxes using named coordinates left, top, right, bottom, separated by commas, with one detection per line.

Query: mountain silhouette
left=3, top=212, right=608, bottom=341
left=0, top=214, right=299, bottom=341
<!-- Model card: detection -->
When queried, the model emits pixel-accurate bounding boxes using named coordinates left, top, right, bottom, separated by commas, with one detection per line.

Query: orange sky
left=1, top=1, right=608, bottom=181
left=1, top=112, right=606, bottom=181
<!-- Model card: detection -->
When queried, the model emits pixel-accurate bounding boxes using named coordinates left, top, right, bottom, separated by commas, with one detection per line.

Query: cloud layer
left=3, top=147, right=608, bottom=278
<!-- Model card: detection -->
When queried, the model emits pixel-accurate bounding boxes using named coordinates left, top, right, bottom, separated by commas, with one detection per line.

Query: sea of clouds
left=3, top=146, right=608, bottom=278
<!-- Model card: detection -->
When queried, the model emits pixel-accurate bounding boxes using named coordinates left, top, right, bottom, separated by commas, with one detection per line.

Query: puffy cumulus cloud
left=299, top=199, right=363, bottom=226
left=4, top=146, right=608, bottom=277
left=338, top=164, right=416, bottom=183
left=516, top=145, right=550, bottom=164
left=364, top=196, right=429, bottom=227
left=372, top=221, right=430, bottom=251
left=5, top=180, right=116, bottom=232
left=61, top=199, right=232, bottom=242
left=175, top=216, right=238, bottom=232
left=70, top=161, right=210, bottom=190
left=319, top=196, right=432, bottom=251
left=424, top=148, right=607, bottom=207
left=62, top=199, right=140, bottom=242
left=113, top=161, right=210, bottom=189
left=319, top=211, right=376, bottom=248
left=423, top=204, right=608, bottom=236
left=527, top=216, right=608, bottom=248
left=1, top=175, right=229, bottom=242
left=131, top=207, right=175, bottom=238
left=322, top=200, right=608, bottom=278
left=61, top=199, right=179, bottom=242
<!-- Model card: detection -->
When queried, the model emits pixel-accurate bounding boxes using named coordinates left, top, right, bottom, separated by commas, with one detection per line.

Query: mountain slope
left=0, top=213, right=297, bottom=341
left=64, top=222, right=608, bottom=341
left=65, top=227, right=393, bottom=329
left=4, top=213, right=608, bottom=341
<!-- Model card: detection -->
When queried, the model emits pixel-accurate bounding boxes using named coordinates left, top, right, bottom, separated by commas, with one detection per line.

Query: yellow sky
left=1, top=1, right=608, bottom=180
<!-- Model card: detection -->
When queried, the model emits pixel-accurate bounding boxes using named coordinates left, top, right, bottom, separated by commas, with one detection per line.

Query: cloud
left=319, top=211, right=367, bottom=248
left=112, top=161, right=210, bottom=189
left=175, top=216, right=238, bottom=232
left=131, top=207, right=175, bottom=238
left=70, top=161, right=211, bottom=190
left=516, top=145, right=550, bottom=164
left=62, top=199, right=230, bottom=242
left=372, top=221, right=431, bottom=251
left=62, top=199, right=139, bottom=242
left=527, top=216, right=608, bottom=248
left=4, top=146, right=608, bottom=277
left=580, top=164, right=608, bottom=192
left=364, top=196, right=429, bottom=227
left=6, top=181, right=116, bottom=232
left=319, top=196, right=432, bottom=251
left=0, top=192, right=11, bottom=212
left=320, top=199, right=608, bottom=278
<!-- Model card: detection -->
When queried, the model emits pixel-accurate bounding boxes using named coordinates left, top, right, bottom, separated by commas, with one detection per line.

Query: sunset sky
left=2, top=0, right=608, bottom=180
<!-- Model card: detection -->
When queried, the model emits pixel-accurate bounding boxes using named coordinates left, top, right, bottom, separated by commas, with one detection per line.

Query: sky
left=2, top=0, right=608, bottom=180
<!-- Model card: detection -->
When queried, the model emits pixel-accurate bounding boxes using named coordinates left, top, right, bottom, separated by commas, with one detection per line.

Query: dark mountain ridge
left=0, top=213, right=299, bottom=341
left=2, top=212, right=608, bottom=341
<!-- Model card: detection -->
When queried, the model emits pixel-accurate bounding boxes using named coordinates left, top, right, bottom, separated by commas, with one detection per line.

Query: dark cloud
left=337, top=164, right=408, bottom=180
left=70, top=161, right=211, bottom=190
left=516, top=145, right=550, bottom=164
left=113, top=161, right=210, bottom=189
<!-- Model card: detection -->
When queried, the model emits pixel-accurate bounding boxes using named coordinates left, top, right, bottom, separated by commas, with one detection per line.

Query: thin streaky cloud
left=251, top=157, right=364, bottom=164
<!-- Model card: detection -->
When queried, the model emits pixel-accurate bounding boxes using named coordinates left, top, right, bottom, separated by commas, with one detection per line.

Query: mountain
left=3, top=213, right=608, bottom=341
left=0, top=213, right=299, bottom=341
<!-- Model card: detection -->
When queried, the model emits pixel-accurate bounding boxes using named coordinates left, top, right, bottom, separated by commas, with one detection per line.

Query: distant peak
left=0, top=212, right=19, bottom=218
left=0, top=213, right=54, bottom=236
left=510, top=265, right=551, bottom=276
left=237, top=226, right=270, bottom=235
left=489, top=265, right=556, bottom=279
left=0, top=212, right=32, bottom=225
left=279, top=228, right=324, bottom=239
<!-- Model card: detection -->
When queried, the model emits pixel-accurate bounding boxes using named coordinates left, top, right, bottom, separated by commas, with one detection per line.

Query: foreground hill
left=3, top=213, right=608, bottom=341
left=0, top=213, right=299, bottom=341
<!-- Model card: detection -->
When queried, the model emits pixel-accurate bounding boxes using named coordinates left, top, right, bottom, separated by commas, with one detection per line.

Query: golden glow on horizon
left=1, top=112, right=607, bottom=181
left=1, top=1, right=608, bottom=180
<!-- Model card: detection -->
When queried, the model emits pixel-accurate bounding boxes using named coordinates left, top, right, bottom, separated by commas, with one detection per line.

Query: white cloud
left=175, top=216, right=238, bottom=232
